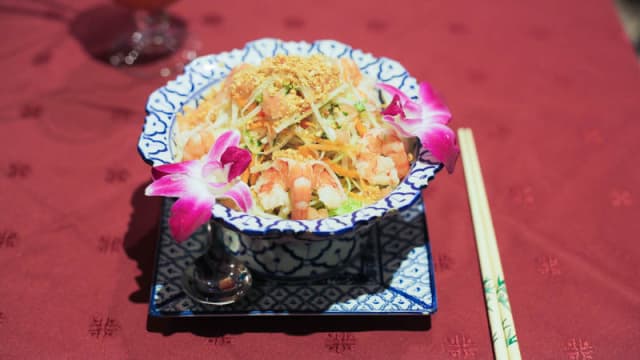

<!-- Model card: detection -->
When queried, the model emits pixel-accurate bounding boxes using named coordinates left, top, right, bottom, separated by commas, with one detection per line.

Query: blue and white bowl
left=139, top=38, right=443, bottom=279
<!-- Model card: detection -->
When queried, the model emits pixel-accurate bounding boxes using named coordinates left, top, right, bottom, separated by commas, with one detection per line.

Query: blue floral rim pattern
left=138, top=38, right=443, bottom=237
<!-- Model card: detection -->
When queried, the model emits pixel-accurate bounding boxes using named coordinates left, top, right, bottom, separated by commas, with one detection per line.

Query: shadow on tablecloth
left=124, top=182, right=162, bottom=304
left=146, top=315, right=431, bottom=336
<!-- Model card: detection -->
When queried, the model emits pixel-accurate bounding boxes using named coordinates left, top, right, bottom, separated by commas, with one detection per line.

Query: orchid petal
left=400, top=117, right=426, bottom=129
left=207, top=181, right=233, bottom=191
left=419, top=123, right=459, bottom=173
left=426, top=111, right=453, bottom=125
left=419, top=82, right=452, bottom=124
left=152, top=160, right=201, bottom=179
left=221, top=181, right=253, bottom=212
left=384, top=115, right=432, bottom=139
left=377, top=83, right=410, bottom=103
left=146, top=174, right=212, bottom=199
left=206, top=130, right=241, bottom=163
left=403, top=100, right=423, bottom=117
left=169, top=196, right=215, bottom=243
left=201, top=160, right=223, bottom=180
left=221, top=146, right=252, bottom=181
left=383, top=115, right=414, bottom=138
left=380, top=95, right=405, bottom=117
left=145, top=174, right=190, bottom=197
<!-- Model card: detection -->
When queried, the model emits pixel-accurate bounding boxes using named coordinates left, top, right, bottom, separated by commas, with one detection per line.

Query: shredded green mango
left=329, top=198, right=363, bottom=216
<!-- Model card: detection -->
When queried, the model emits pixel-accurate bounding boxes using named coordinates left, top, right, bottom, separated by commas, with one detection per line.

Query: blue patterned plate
left=138, top=38, right=443, bottom=240
left=149, top=197, right=437, bottom=316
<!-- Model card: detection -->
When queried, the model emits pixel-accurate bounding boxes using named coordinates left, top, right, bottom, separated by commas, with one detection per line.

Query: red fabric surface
left=1, top=0, right=640, bottom=358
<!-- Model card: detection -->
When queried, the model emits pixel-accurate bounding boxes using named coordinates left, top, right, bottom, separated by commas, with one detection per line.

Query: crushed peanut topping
left=229, top=54, right=341, bottom=124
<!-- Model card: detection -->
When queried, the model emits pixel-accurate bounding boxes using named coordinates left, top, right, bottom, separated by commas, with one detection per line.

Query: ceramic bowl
left=139, top=38, right=442, bottom=279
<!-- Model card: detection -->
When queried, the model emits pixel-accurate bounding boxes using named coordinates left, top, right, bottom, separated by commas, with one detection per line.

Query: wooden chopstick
left=458, top=128, right=522, bottom=360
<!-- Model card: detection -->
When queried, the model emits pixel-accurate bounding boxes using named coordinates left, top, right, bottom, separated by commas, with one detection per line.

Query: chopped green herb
left=284, top=83, right=294, bottom=94
left=325, top=102, right=340, bottom=115
left=355, top=101, right=366, bottom=113
left=255, top=93, right=263, bottom=104
left=342, top=111, right=349, bottom=116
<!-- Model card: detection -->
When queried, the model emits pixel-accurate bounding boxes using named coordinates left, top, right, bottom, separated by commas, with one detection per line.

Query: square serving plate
left=149, top=199, right=437, bottom=317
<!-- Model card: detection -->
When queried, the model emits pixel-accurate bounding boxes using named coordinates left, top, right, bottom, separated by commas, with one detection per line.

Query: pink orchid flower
left=145, top=130, right=253, bottom=242
left=378, top=82, right=459, bottom=173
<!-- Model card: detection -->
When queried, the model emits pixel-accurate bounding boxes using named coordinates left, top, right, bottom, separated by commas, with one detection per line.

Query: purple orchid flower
left=378, top=82, right=459, bottom=173
left=145, top=130, right=253, bottom=242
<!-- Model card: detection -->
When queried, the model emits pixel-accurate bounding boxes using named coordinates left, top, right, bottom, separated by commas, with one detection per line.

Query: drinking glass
left=110, top=0, right=200, bottom=77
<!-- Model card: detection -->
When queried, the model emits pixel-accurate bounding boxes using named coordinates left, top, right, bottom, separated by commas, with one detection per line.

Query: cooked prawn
left=254, top=158, right=346, bottom=220
left=182, top=129, right=216, bottom=161
left=289, top=161, right=313, bottom=220
left=254, top=160, right=290, bottom=216
left=261, top=91, right=289, bottom=120
left=356, top=128, right=410, bottom=186
left=340, top=58, right=362, bottom=86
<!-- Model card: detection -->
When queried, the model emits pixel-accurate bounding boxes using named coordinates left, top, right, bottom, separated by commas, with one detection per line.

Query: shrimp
left=290, top=161, right=347, bottom=219
left=381, top=133, right=410, bottom=178
left=254, top=160, right=290, bottom=216
left=226, top=63, right=255, bottom=108
left=312, top=162, right=346, bottom=209
left=356, top=128, right=410, bottom=186
left=261, top=91, right=288, bottom=120
left=253, top=159, right=346, bottom=220
left=340, top=58, right=362, bottom=86
left=182, top=129, right=216, bottom=161
left=289, top=161, right=312, bottom=220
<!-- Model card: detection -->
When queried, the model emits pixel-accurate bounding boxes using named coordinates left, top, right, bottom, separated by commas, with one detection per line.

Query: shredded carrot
left=355, top=117, right=366, bottom=136
left=248, top=119, right=269, bottom=130
left=235, top=96, right=249, bottom=109
left=241, top=168, right=250, bottom=184
left=298, top=146, right=318, bottom=159
left=304, top=143, right=356, bottom=152
left=323, top=159, right=359, bottom=178
left=245, top=102, right=257, bottom=113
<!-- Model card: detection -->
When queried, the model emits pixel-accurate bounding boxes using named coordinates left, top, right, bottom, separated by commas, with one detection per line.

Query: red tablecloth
left=2, top=0, right=639, bottom=358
